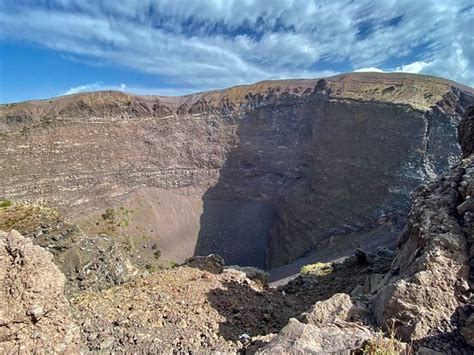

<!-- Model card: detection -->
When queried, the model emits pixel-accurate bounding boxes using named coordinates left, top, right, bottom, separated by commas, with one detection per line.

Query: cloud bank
left=1, top=0, right=473, bottom=92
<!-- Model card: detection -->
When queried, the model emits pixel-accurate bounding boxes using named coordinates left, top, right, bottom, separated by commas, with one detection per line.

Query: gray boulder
left=259, top=318, right=372, bottom=354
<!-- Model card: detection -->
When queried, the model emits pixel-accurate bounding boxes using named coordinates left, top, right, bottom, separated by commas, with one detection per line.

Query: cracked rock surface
left=0, top=230, right=81, bottom=354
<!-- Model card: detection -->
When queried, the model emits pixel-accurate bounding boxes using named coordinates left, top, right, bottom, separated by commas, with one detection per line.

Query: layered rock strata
left=1, top=73, right=473, bottom=268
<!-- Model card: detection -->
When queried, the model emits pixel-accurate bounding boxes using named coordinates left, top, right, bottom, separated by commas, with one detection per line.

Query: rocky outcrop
left=224, top=265, right=270, bottom=286
left=0, top=203, right=141, bottom=297
left=185, top=254, right=225, bottom=274
left=301, top=293, right=354, bottom=325
left=459, top=105, right=474, bottom=157
left=0, top=230, right=81, bottom=353
left=260, top=294, right=373, bottom=354
left=371, top=106, right=474, bottom=352
left=259, top=317, right=372, bottom=354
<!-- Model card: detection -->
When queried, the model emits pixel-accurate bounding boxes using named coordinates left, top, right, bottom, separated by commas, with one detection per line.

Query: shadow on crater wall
left=194, top=85, right=459, bottom=269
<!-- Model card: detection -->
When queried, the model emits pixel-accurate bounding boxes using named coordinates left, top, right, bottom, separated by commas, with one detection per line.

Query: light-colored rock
left=301, top=293, right=353, bottom=325
left=0, top=230, right=82, bottom=353
left=225, top=265, right=269, bottom=285
left=259, top=318, right=372, bottom=354
left=364, top=273, right=385, bottom=293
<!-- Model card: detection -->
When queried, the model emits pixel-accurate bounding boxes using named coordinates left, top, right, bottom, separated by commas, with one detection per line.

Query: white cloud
left=1, top=0, right=473, bottom=90
left=353, top=61, right=431, bottom=75
left=62, top=82, right=197, bottom=97
left=354, top=67, right=385, bottom=73
left=394, top=61, right=431, bottom=74
left=63, top=82, right=107, bottom=95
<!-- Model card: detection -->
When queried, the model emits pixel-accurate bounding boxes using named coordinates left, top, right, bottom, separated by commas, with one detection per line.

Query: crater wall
left=0, top=73, right=472, bottom=268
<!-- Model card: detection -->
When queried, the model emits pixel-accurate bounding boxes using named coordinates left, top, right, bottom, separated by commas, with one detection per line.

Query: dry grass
left=300, top=262, right=333, bottom=276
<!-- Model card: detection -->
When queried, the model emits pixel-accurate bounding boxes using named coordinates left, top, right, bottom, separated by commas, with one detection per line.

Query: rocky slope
left=1, top=73, right=473, bottom=270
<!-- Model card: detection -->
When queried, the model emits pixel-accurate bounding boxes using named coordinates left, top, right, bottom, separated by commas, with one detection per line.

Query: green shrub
left=153, top=250, right=161, bottom=259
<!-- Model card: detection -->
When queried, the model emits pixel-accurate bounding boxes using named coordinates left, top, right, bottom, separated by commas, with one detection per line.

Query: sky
left=0, top=0, right=473, bottom=103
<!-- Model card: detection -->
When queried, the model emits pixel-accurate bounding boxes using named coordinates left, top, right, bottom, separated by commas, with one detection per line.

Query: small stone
left=100, top=337, right=115, bottom=350
left=28, top=305, right=45, bottom=322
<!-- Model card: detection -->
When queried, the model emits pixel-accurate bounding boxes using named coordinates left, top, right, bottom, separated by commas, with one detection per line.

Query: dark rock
left=458, top=105, right=474, bottom=157
left=185, top=254, right=225, bottom=274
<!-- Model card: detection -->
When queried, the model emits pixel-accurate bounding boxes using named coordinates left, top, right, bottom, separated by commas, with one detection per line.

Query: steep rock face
left=372, top=106, right=474, bottom=351
left=1, top=73, right=473, bottom=268
left=0, top=230, right=81, bottom=353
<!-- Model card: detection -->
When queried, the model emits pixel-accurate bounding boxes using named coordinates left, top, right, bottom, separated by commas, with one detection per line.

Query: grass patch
left=300, top=262, right=333, bottom=276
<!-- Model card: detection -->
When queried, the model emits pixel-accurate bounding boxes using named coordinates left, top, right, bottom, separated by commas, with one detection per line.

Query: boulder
left=224, top=265, right=269, bottom=285
left=0, top=230, right=82, bottom=353
left=184, top=254, right=225, bottom=274
left=300, top=293, right=353, bottom=325
left=259, top=318, right=372, bottom=354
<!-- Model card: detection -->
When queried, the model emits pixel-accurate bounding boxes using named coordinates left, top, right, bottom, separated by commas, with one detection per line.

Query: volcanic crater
left=1, top=72, right=473, bottom=276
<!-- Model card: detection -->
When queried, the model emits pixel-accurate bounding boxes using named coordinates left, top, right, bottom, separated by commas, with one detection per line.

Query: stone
left=258, top=318, right=372, bottom=354
left=184, top=254, right=225, bottom=274
left=364, top=273, right=385, bottom=293
left=225, top=265, right=269, bottom=285
left=0, top=230, right=82, bottom=353
left=300, top=293, right=354, bottom=325
left=351, top=284, right=365, bottom=297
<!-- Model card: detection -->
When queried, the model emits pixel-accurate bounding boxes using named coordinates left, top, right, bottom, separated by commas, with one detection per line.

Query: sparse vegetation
left=300, top=262, right=333, bottom=276
left=145, top=263, right=156, bottom=273
left=0, top=199, right=12, bottom=208
left=362, top=327, right=409, bottom=355
left=153, top=250, right=161, bottom=259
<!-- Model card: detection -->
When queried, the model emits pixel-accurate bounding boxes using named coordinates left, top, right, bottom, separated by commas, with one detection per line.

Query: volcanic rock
left=259, top=317, right=372, bottom=354
left=0, top=230, right=81, bottom=353
left=185, top=254, right=225, bottom=274
left=371, top=106, right=474, bottom=352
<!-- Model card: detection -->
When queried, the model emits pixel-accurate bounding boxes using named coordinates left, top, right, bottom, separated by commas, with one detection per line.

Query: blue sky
left=0, top=0, right=473, bottom=103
